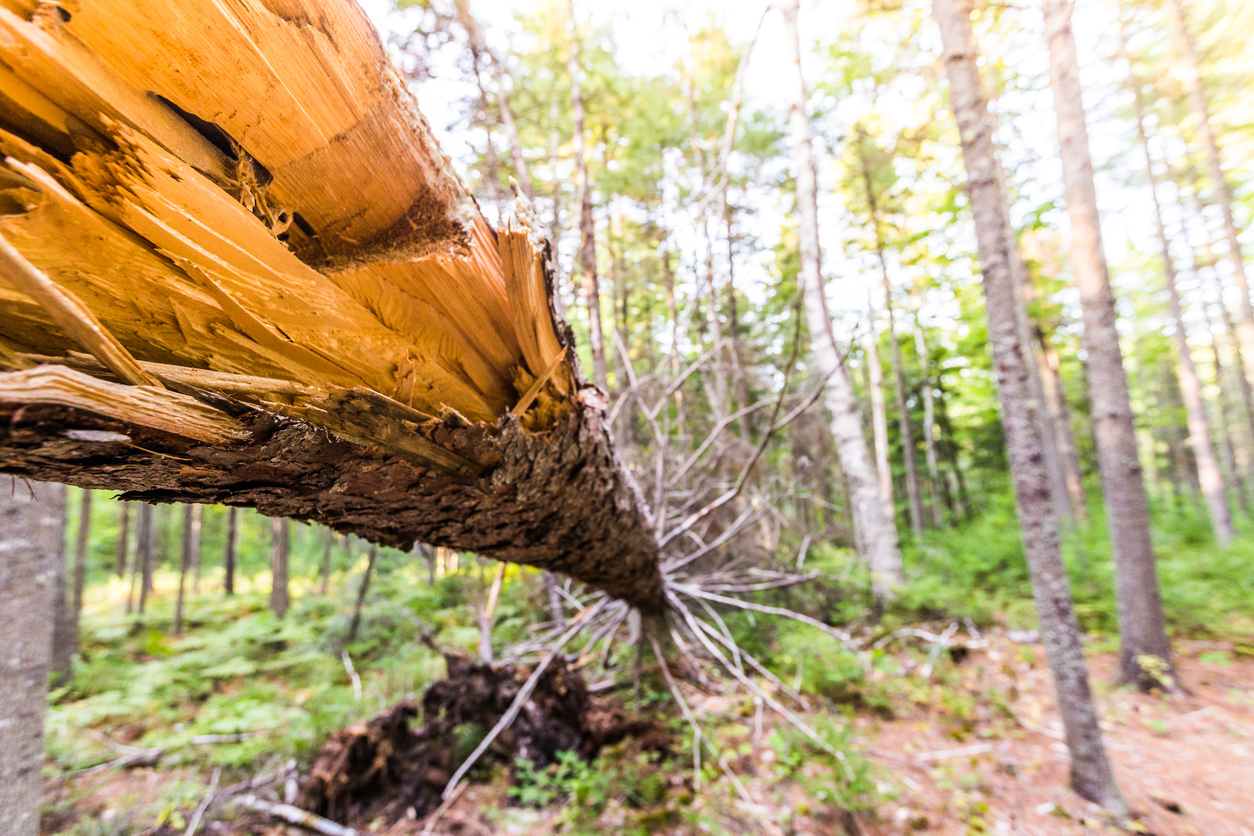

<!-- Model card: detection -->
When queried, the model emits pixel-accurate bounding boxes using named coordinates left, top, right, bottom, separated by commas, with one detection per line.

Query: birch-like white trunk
left=782, top=0, right=901, bottom=603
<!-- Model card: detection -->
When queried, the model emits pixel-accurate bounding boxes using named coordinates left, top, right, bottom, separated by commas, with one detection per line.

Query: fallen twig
left=236, top=795, right=357, bottom=836
left=184, top=766, right=220, bottom=836
left=442, top=600, right=606, bottom=798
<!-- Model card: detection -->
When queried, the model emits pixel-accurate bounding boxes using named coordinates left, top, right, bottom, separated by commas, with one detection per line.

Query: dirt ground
left=43, top=635, right=1254, bottom=835
left=857, top=637, right=1254, bottom=836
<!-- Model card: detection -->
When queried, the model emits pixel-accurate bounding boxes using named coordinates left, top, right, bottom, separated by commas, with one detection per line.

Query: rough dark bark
left=0, top=398, right=665, bottom=611
left=0, top=478, right=64, bottom=836
left=270, top=517, right=290, bottom=619
left=1042, top=0, right=1174, bottom=690
left=936, top=0, right=1124, bottom=810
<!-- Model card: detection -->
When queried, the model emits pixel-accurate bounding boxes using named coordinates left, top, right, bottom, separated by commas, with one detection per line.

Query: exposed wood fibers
left=0, top=0, right=661, bottom=604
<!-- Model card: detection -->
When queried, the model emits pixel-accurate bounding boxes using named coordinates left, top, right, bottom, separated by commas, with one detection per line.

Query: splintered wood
left=0, top=0, right=573, bottom=425
left=0, top=0, right=664, bottom=607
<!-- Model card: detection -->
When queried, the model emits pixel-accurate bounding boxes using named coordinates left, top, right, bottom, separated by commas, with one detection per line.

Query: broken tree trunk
left=0, top=0, right=663, bottom=611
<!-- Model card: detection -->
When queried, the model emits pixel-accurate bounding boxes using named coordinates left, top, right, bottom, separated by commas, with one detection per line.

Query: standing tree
left=0, top=479, right=64, bottom=836
left=115, top=502, right=129, bottom=578
left=270, top=517, right=290, bottom=620
left=223, top=507, right=238, bottom=597
left=864, top=311, right=895, bottom=522
left=1041, top=0, right=1175, bottom=687
left=934, top=0, right=1124, bottom=809
left=71, top=489, right=91, bottom=652
left=568, top=0, right=609, bottom=391
left=1128, top=65, right=1233, bottom=544
left=782, top=0, right=903, bottom=603
left=1164, top=0, right=1254, bottom=392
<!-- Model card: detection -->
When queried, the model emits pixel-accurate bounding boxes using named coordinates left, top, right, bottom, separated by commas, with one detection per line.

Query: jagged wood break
left=0, top=0, right=662, bottom=609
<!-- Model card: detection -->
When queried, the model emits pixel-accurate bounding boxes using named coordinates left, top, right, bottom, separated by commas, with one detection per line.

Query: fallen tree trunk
left=0, top=0, right=663, bottom=609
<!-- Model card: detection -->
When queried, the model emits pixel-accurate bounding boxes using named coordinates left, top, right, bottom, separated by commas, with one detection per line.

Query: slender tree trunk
left=453, top=0, right=534, bottom=201
left=115, top=501, right=129, bottom=578
left=567, top=0, right=607, bottom=391
left=0, top=479, right=64, bottom=836
left=1130, top=78, right=1233, bottom=545
left=937, top=0, right=1125, bottom=809
left=1203, top=295, right=1253, bottom=515
left=477, top=561, right=506, bottom=661
left=347, top=543, right=378, bottom=643
left=860, top=148, right=925, bottom=535
left=321, top=527, right=334, bottom=594
left=72, top=488, right=91, bottom=651
left=884, top=279, right=924, bottom=535
left=1033, top=316, right=1089, bottom=518
left=864, top=311, right=895, bottom=522
left=175, top=504, right=192, bottom=634
left=1185, top=174, right=1254, bottom=495
left=136, top=502, right=154, bottom=615
left=549, top=93, right=565, bottom=316
left=1042, top=0, right=1174, bottom=689
left=50, top=485, right=73, bottom=682
left=1165, top=0, right=1254, bottom=394
left=224, top=506, right=237, bottom=596
left=270, top=516, right=290, bottom=619
left=994, top=150, right=1074, bottom=523
left=783, top=0, right=901, bottom=603
left=911, top=300, right=946, bottom=527
left=189, top=504, right=202, bottom=595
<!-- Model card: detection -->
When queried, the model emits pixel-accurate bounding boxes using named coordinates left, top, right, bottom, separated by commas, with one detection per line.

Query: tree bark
left=567, top=0, right=608, bottom=392
left=1130, top=77, right=1233, bottom=545
left=859, top=147, right=924, bottom=535
left=782, top=0, right=902, bottom=603
left=936, top=0, right=1125, bottom=809
left=321, top=527, right=334, bottom=594
left=270, top=516, right=290, bottom=619
left=1041, top=0, right=1174, bottom=689
left=136, top=501, right=154, bottom=615
left=224, top=506, right=238, bottom=597
left=347, top=544, right=378, bottom=643
left=189, top=503, right=202, bottom=594
left=69, top=488, right=90, bottom=656
left=911, top=301, right=946, bottom=526
left=1032, top=312, right=1088, bottom=519
left=454, top=0, right=534, bottom=200
left=1165, top=0, right=1254, bottom=394
left=115, top=501, right=129, bottom=578
left=175, top=504, right=192, bottom=633
left=0, top=478, right=64, bottom=836
left=864, top=312, right=895, bottom=521
left=50, top=484, right=73, bottom=682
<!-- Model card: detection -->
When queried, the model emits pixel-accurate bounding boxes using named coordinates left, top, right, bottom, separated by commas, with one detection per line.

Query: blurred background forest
left=29, top=0, right=1254, bottom=832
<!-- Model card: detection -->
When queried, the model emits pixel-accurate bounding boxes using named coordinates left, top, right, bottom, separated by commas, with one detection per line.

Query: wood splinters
left=511, top=347, right=568, bottom=418
left=0, top=230, right=162, bottom=389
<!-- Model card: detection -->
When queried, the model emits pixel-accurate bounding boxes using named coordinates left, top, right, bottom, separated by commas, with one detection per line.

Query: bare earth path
left=860, top=635, right=1254, bottom=835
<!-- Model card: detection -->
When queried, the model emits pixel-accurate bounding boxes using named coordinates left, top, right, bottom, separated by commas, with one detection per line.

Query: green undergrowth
left=894, top=491, right=1254, bottom=638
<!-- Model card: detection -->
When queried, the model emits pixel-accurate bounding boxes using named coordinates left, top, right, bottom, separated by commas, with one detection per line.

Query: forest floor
left=43, top=626, right=1254, bottom=835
